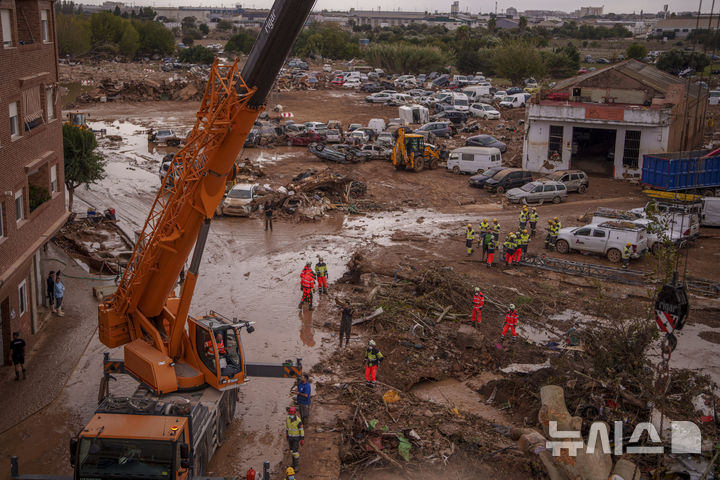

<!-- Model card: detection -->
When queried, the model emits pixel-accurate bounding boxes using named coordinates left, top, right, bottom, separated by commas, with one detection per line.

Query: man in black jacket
left=10, top=332, right=27, bottom=380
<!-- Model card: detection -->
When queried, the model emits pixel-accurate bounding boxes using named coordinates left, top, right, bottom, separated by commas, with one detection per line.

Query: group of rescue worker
left=465, top=206, right=546, bottom=266
left=470, top=287, right=520, bottom=341
left=298, top=257, right=329, bottom=310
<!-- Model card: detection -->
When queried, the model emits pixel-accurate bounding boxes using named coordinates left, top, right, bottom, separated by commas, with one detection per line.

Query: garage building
left=523, top=60, right=707, bottom=179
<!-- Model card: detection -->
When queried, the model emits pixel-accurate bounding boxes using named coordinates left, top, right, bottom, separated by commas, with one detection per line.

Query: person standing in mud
left=46, top=271, right=56, bottom=313
left=299, top=262, right=315, bottom=310
left=264, top=200, right=274, bottom=231
left=296, top=374, right=311, bottom=425
left=364, top=340, right=384, bottom=387
left=54, top=271, right=66, bottom=317
left=335, top=298, right=353, bottom=347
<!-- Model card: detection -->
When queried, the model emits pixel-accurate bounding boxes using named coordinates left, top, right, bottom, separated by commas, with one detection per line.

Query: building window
left=1, top=9, right=12, bottom=47
left=22, top=87, right=44, bottom=131
left=50, top=165, right=58, bottom=193
left=623, top=130, right=641, bottom=169
left=15, top=189, right=24, bottom=221
left=40, top=10, right=49, bottom=42
left=548, top=125, right=564, bottom=156
left=46, top=86, right=55, bottom=120
left=9, top=101, right=19, bottom=137
left=18, top=280, right=27, bottom=316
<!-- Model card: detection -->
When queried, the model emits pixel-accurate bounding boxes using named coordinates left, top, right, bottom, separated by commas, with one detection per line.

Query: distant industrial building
left=153, top=5, right=245, bottom=23
left=347, top=9, right=427, bottom=27
left=653, top=17, right=717, bottom=38
left=450, top=1, right=459, bottom=15
left=575, top=6, right=604, bottom=17
left=523, top=60, right=706, bottom=180
left=505, top=7, right=518, bottom=18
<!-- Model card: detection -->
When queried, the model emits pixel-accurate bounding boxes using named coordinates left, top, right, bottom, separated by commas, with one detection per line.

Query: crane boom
left=98, top=0, right=315, bottom=394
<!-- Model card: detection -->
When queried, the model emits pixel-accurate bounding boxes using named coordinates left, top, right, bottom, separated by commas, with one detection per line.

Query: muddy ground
left=3, top=79, right=720, bottom=480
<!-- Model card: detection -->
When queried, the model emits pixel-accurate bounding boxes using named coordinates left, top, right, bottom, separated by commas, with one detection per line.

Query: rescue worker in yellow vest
left=554, top=216, right=562, bottom=230
left=519, top=229, right=530, bottom=261
left=486, top=235, right=496, bottom=267
left=286, top=406, right=305, bottom=469
left=545, top=219, right=556, bottom=251
left=513, top=229, right=523, bottom=262
left=492, top=218, right=501, bottom=242
left=519, top=206, right=528, bottom=231
left=315, top=257, right=328, bottom=294
left=478, top=218, right=490, bottom=249
left=529, top=208, right=539, bottom=236
left=622, top=242, right=632, bottom=269
left=465, top=223, right=475, bottom=256
left=364, top=339, right=384, bottom=387
left=504, top=233, right=516, bottom=266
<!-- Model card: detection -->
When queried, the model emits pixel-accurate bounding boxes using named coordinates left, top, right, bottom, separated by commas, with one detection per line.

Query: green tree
left=656, top=49, right=710, bottom=75
left=56, top=13, right=91, bottom=56
left=182, top=34, right=195, bottom=46
left=225, top=30, right=255, bottom=55
left=118, top=23, right=140, bottom=58
left=181, top=16, right=196, bottom=29
left=488, top=16, right=496, bottom=33
left=364, top=43, right=448, bottom=73
left=133, top=20, right=175, bottom=55
left=492, top=41, right=545, bottom=84
left=137, top=7, right=156, bottom=20
left=518, top=16, right=528, bottom=32
left=113, top=5, right=121, bottom=16
left=62, top=124, right=106, bottom=212
left=199, top=23, right=209, bottom=35
left=626, top=43, right=648, bottom=60
left=89, top=11, right=124, bottom=45
left=456, top=45, right=482, bottom=74
left=178, top=45, right=215, bottom=64
left=216, top=20, right=233, bottom=31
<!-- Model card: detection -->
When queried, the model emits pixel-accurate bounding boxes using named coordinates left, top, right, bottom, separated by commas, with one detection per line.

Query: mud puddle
left=410, top=375, right=510, bottom=426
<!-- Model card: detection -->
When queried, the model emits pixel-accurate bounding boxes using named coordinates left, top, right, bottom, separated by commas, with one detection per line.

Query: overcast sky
left=100, top=0, right=710, bottom=15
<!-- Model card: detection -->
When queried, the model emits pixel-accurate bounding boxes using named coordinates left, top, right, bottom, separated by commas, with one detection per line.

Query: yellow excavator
left=391, top=127, right=445, bottom=172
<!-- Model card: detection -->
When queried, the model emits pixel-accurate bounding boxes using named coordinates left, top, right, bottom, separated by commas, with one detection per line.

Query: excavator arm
left=98, top=0, right=315, bottom=394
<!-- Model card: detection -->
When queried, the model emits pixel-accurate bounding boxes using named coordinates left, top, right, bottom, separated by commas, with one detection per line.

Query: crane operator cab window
left=197, top=327, right=243, bottom=378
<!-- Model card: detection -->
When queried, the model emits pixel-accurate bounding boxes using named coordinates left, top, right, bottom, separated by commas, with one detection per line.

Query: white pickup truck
left=590, top=208, right=687, bottom=254
left=556, top=221, right=648, bottom=263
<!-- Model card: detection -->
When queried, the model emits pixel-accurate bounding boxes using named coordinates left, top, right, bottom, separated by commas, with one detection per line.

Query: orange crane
left=10, top=1, right=316, bottom=478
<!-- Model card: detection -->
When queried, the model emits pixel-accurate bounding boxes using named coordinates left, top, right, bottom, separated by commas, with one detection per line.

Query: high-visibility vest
left=472, top=292, right=485, bottom=308
left=519, top=212, right=528, bottom=222
left=555, top=221, right=562, bottom=230
left=204, top=339, right=227, bottom=356
left=301, top=272, right=315, bottom=289
left=315, top=262, right=327, bottom=277
left=529, top=212, right=539, bottom=222
left=466, top=227, right=475, bottom=240
left=479, top=221, right=489, bottom=232
left=520, top=233, right=530, bottom=245
left=365, top=347, right=384, bottom=366
left=622, top=246, right=631, bottom=259
left=505, top=309, right=518, bottom=325
left=286, top=415, right=304, bottom=437
left=503, top=240, right=514, bottom=252
left=493, top=224, right=501, bottom=233
left=487, top=239, right=496, bottom=253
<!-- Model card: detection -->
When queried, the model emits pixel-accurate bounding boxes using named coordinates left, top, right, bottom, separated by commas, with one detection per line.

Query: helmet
left=554, top=216, right=559, bottom=221
left=483, top=218, right=488, bottom=222
left=475, top=287, right=480, bottom=292
left=288, top=406, right=296, bottom=415
left=318, top=256, right=324, bottom=262
left=523, top=229, right=528, bottom=233
left=548, top=219, right=553, bottom=223
left=509, top=304, right=516, bottom=310
left=306, top=261, right=312, bottom=266
left=467, top=223, right=472, bottom=228
left=523, top=205, right=528, bottom=210
left=510, top=233, right=516, bottom=237
left=493, top=218, right=498, bottom=222
left=286, top=467, right=296, bottom=475
left=626, top=242, right=632, bottom=246
left=532, top=207, right=536, bottom=211
left=369, top=339, right=376, bottom=346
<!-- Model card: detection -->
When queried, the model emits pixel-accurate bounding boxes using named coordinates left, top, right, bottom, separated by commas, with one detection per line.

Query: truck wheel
left=703, top=189, right=715, bottom=197
left=413, top=160, right=424, bottom=172
left=552, top=196, right=562, bottom=204
left=607, top=248, right=622, bottom=263
left=395, top=163, right=405, bottom=171
left=476, top=168, right=485, bottom=174
left=452, top=166, right=460, bottom=174
left=496, top=186, right=505, bottom=194
left=555, top=239, right=570, bottom=254
left=315, top=143, right=325, bottom=152
left=430, top=158, right=439, bottom=169
left=578, top=184, right=587, bottom=193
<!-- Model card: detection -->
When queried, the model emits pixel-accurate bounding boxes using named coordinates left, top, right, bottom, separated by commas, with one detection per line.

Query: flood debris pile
left=56, top=215, right=134, bottom=275
left=74, top=77, right=207, bottom=103
left=252, top=170, right=369, bottom=220
left=321, top=259, right=720, bottom=477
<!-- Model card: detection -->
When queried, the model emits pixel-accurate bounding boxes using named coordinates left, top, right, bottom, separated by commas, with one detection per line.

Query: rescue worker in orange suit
left=470, top=287, right=484, bottom=327
left=299, top=261, right=316, bottom=310
left=315, top=257, right=328, bottom=294
left=205, top=332, right=227, bottom=358
left=501, top=303, right=519, bottom=341
left=286, top=406, right=305, bottom=469
left=364, top=339, right=384, bottom=387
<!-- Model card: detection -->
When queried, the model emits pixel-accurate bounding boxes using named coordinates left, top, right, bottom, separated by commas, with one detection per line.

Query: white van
left=710, top=90, right=720, bottom=105
left=368, top=118, right=387, bottom=133
left=451, top=92, right=470, bottom=111
left=701, top=197, right=720, bottom=226
left=446, top=146, right=502, bottom=174
left=462, top=86, right=491, bottom=101
left=499, top=93, right=526, bottom=108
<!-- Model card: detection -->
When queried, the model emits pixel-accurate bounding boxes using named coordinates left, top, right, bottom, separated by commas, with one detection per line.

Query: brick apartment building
left=0, top=0, right=68, bottom=364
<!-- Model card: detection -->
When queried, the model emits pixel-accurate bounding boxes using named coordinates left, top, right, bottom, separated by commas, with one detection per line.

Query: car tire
left=552, top=196, right=562, bottom=204
left=430, top=158, right=439, bottom=170
left=452, top=166, right=460, bottom=174
left=476, top=168, right=484, bottom=174
left=555, top=239, right=570, bottom=254
left=578, top=184, right=587, bottom=193
left=496, top=186, right=505, bottom=194
left=607, top=248, right=622, bottom=263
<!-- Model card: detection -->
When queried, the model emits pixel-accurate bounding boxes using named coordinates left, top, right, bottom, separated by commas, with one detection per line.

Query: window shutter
left=22, top=86, right=43, bottom=124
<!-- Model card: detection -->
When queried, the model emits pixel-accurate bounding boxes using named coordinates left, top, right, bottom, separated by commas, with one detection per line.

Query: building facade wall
left=0, top=0, right=67, bottom=364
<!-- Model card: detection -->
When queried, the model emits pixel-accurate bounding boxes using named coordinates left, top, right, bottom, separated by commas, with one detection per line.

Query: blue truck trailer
left=642, top=150, right=720, bottom=196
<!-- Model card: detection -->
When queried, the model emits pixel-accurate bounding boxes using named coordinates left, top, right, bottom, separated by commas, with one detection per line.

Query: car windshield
left=455, top=99, right=468, bottom=106
left=78, top=438, right=173, bottom=479
left=327, top=130, right=338, bottom=135
left=520, top=183, right=537, bottom=192
left=158, top=130, right=172, bottom=136
left=482, top=105, right=494, bottom=111
left=493, top=170, right=512, bottom=180
left=483, top=167, right=503, bottom=177
left=502, top=96, right=514, bottom=102
left=228, top=188, right=252, bottom=199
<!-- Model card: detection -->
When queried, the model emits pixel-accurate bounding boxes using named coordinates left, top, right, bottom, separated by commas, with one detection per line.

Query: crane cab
left=188, top=313, right=251, bottom=391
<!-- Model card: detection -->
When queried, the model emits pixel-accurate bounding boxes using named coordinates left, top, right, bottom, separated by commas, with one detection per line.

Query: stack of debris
left=75, top=77, right=207, bottom=103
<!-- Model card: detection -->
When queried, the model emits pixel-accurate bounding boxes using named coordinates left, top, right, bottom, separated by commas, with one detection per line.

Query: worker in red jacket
left=299, top=261, right=316, bottom=310
left=501, top=303, right=518, bottom=341
left=470, top=287, right=484, bottom=327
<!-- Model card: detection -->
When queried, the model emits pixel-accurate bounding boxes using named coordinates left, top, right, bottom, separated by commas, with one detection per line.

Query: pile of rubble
left=56, top=216, right=134, bottom=275
left=74, top=77, right=206, bottom=104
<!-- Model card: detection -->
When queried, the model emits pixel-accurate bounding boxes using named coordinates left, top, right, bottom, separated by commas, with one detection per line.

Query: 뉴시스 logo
left=546, top=420, right=702, bottom=456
